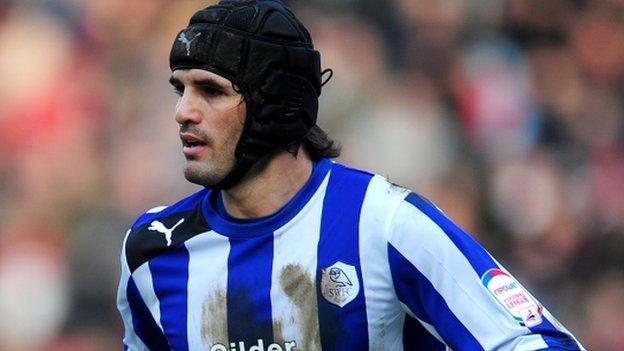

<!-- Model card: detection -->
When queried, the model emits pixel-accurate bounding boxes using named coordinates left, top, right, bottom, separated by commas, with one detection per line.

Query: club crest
left=320, top=261, right=360, bottom=307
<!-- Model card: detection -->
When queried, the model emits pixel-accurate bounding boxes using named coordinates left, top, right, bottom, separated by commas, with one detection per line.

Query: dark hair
left=286, top=125, right=341, bottom=160
left=235, top=84, right=340, bottom=161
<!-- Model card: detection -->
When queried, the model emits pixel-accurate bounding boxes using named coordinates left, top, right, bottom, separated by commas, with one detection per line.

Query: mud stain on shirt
left=202, top=289, right=228, bottom=345
left=279, top=263, right=321, bottom=350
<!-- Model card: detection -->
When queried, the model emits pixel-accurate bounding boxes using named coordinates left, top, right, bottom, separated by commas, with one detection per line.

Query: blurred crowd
left=0, top=0, right=623, bottom=350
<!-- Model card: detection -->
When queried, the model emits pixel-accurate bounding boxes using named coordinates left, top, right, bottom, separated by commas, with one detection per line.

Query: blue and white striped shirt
left=117, top=158, right=584, bottom=350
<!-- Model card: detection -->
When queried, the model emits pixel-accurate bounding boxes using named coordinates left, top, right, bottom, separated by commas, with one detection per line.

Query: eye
left=199, top=85, right=224, bottom=97
left=172, top=84, right=184, bottom=96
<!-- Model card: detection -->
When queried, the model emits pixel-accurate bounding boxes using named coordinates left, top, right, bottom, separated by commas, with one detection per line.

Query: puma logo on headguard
left=148, top=218, right=185, bottom=246
left=177, top=32, right=202, bottom=56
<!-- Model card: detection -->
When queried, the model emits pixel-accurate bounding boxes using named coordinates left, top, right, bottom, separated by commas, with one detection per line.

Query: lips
left=180, top=132, right=207, bottom=147
left=180, top=132, right=208, bottom=157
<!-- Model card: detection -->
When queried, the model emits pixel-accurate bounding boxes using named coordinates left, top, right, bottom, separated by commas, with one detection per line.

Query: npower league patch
left=481, top=268, right=543, bottom=327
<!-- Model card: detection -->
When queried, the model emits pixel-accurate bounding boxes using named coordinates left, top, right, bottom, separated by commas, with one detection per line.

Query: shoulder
left=361, top=176, right=412, bottom=235
left=328, top=160, right=412, bottom=209
left=329, top=161, right=413, bottom=238
left=327, top=161, right=445, bottom=234
left=388, top=191, right=482, bottom=262
left=129, top=188, right=210, bottom=231
left=322, top=161, right=375, bottom=193
left=122, top=188, right=212, bottom=273
left=390, top=192, right=453, bottom=236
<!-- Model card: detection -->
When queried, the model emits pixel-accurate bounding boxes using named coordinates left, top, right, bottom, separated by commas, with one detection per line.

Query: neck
left=220, top=147, right=314, bottom=219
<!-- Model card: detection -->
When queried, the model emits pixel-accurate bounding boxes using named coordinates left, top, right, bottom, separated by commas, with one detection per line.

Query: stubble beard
left=183, top=153, right=236, bottom=188
left=180, top=121, right=242, bottom=188
left=179, top=105, right=245, bottom=188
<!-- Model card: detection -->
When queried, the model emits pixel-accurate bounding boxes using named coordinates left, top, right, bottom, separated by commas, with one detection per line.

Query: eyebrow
left=169, top=76, right=227, bottom=90
left=169, top=76, right=181, bottom=87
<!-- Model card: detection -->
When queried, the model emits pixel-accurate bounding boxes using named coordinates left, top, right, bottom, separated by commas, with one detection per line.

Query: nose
left=174, top=90, right=203, bottom=125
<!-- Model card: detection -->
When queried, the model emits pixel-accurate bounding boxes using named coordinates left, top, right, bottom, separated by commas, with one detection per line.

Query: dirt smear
left=279, top=263, right=321, bottom=349
left=201, top=289, right=228, bottom=345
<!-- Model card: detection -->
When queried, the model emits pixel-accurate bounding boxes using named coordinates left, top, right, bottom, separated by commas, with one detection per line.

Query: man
left=117, top=1, right=585, bottom=350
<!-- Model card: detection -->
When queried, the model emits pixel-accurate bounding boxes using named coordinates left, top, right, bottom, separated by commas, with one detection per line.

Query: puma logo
left=148, top=219, right=185, bottom=246
left=178, top=32, right=202, bottom=56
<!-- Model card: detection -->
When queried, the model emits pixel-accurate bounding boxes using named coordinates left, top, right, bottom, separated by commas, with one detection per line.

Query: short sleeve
left=386, top=193, right=584, bottom=351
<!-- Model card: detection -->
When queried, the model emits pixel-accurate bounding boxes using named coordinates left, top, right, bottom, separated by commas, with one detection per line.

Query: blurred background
left=0, top=0, right=623, bottom=350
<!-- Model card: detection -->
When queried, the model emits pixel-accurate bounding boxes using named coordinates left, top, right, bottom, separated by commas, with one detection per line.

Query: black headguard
left=170, top=0, right=324, bottom=189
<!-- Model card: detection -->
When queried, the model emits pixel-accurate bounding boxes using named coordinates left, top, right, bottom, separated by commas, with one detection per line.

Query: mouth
left=180, top=132, right=208, bottom=157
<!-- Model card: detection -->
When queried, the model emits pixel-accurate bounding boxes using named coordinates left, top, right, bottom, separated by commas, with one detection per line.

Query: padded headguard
left=170, top=0, right=323, bottom=189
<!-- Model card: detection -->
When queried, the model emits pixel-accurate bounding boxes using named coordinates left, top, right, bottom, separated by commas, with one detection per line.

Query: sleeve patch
left=481, top=268, right=543, bottom=327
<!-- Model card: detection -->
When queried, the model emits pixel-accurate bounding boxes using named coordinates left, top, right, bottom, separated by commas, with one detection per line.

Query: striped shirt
left=117, top=158, right=584, bottom=350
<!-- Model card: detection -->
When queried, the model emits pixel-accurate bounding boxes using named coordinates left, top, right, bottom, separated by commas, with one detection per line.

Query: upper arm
left=117, top=230, right=151, bottom=351
left=387, top=193, right=584, bottom=351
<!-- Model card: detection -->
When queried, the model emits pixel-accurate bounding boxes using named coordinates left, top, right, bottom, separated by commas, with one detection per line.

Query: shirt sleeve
left=116, top=230, right=151, bottom=351
left=387, top=193, right=585, bottom=351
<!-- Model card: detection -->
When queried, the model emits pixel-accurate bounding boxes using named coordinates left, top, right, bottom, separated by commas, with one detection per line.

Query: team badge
left=481, top=268, right=543, bottom=327
left=320, top=261, right=360, bottom=307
